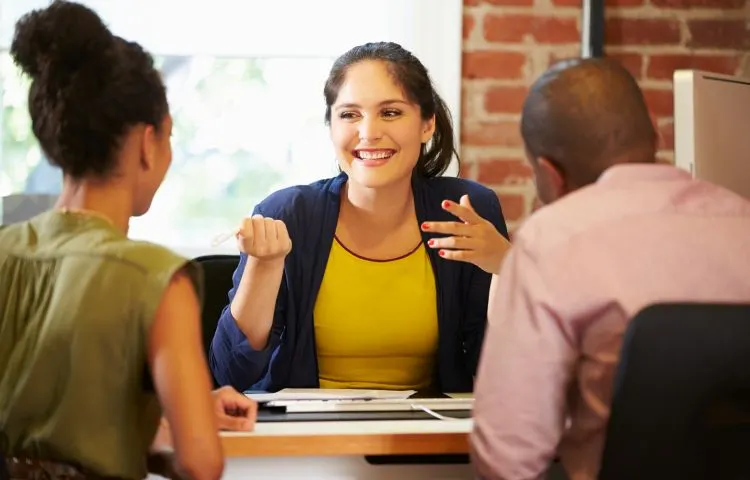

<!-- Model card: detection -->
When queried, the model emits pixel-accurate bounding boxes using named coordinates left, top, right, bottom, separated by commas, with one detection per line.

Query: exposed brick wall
left=461, top=0, right=750, bottom=229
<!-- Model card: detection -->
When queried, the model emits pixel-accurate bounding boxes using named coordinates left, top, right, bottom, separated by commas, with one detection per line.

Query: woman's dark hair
left=323, top=42, right=458, bottom=178
left=10, top=0, right=168, bottom=179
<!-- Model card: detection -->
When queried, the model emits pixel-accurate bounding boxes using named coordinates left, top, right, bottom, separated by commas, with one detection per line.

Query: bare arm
left=148, top=270, right=224, bottom=480
left=230, top=257, right=285, bottom=350
left=229, top=215, right=292, bottom=351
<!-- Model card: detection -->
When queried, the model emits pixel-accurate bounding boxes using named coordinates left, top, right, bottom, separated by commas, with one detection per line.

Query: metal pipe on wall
left=580, top=0, right=605, bottom=58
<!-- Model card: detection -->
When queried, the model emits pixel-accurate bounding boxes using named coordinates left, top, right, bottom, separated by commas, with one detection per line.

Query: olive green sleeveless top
left=0, top=210, right=202, bottom=480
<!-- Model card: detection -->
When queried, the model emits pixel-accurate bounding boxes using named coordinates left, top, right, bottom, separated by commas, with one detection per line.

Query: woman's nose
left=358, top=116, right=383, bottom=142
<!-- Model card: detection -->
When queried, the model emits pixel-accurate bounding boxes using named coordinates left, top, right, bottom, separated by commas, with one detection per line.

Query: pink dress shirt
left=471, top=164, right=750, bottom=480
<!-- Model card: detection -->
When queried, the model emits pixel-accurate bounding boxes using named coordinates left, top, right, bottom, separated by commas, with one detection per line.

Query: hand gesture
left=151, top=386, right=257, bottom=453
left=236, top=215, right=292, bottom=262
left=421, top=195, right=511, bottom=274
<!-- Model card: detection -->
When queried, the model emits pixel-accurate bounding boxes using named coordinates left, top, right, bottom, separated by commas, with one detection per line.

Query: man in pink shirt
left=470, top=58, right=750, bottom=480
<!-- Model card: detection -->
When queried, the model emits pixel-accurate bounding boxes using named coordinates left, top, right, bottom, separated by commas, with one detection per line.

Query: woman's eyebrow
left=334, top=99, right=409, bottom=110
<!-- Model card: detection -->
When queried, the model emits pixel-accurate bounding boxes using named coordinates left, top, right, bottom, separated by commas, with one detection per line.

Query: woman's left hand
left=421, top=195, right=511, bottom=274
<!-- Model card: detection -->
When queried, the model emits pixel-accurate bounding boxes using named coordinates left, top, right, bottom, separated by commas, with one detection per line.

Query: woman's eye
left=382, top=109, right=402, bottom=118
left=338, top=111, right=358, bottom=119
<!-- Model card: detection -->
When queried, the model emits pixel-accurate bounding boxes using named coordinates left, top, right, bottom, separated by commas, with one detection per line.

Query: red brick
left=478, top=159, right=533, bottom=184
left=497, top=193, right=527, bottom=222
left=484, top=14, right=579, bottom=44
left=652, top=0, right=744, bottom=7
left=607, top=52, right=644, bottom=79
left=687, top=20, right=750, bottom=49
left=657, top=119, right=675, bottom=151
left=647, top=54, right=740, bottom=80
left=606, top=18, right=682, bottom=46
left=643, top=89, right=674, bottom=117
left=484, top=86, right=528, bottom=114
left=485, top=0, right=534, bottom=5
left=462, top=51, right=527, bottom=80
left=463, top=14, right=475, bottom=40
left=460, top=90, right=472, bottom=121
left=462, top=120, right=524, bottom=148
left=553, top=0, right=644, bottom=5
left=458, top=161, right=477, bottom=179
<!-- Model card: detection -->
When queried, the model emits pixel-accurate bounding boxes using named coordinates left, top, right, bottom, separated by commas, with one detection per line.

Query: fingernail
left=439, top=250, right=445, bottom=257
left=421, top=223, right=429, bottom=230
left=428, top=239, right=435, bottom=247
left=442, top=201, right=451, bottom=209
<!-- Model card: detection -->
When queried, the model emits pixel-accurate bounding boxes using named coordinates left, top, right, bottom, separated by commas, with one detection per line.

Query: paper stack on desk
left=245, top=388, right=417, bottom=403
left=266, top=397, right=474, bottom=413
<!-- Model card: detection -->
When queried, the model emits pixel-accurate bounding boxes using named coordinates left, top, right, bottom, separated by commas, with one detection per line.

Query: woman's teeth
left=357, top=150, right=393, bottom=159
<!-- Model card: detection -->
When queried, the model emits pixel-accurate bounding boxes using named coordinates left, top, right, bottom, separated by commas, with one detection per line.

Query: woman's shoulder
left=99, top=239, right=202, bottom=303
left=94, top=238, right=196, bottom=284
left=112, top=239, right=188, bottom=268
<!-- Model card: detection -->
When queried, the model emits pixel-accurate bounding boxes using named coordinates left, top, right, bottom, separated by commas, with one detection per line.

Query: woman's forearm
left=229, top=257, right=285, bottom=350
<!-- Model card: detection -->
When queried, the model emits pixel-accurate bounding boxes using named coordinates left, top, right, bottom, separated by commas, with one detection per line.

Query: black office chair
left=193, top=254, right=240, bottom=385
left=598, top=303, right=750, bottom=480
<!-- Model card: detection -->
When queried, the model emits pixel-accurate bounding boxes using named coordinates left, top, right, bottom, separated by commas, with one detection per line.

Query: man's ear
left=140, top=124, right=157, bottom=171
left=537, top=156, right=567, bottom=203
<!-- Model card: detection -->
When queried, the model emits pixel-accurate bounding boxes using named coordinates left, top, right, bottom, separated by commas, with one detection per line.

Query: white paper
left=274, top=397, right=474, bottom=413
left=245, top=388, right=417, bottom=403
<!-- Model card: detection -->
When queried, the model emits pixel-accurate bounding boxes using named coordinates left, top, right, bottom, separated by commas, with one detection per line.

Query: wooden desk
left=150, top=419, right=474, bottom=479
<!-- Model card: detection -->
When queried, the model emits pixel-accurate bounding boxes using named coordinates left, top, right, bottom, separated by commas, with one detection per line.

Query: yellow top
left=313, top=237, right=438, bottom=390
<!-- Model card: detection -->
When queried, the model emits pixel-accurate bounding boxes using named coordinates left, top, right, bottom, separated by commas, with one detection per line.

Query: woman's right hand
left=236, top=215, right=292, bottom=261
left=230, top=215, right=291, bottom=351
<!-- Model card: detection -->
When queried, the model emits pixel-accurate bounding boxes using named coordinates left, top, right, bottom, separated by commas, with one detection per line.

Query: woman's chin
left=348, top=168, right=404, bottom=190
left=343, top=157, right=416, bottom=189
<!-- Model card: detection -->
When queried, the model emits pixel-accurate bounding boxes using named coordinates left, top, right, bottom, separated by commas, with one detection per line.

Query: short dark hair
left=10, top=0, right=168, bottom=179
left=521, top=57, right=657, bottom=188
left=323, top=42, right=458, bottom=178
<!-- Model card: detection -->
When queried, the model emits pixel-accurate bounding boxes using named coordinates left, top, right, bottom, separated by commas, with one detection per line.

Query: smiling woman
left=327, top=59, right=439, bottom=191
left=209, top=41, right=512, bottom=395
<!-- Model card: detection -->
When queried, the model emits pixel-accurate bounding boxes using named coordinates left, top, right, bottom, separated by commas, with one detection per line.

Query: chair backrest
left=192, top=254, right=239, bottom=370
left=599, top=302, right=750, bottom=480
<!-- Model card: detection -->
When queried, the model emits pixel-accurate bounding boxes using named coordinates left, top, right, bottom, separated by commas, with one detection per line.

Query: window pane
left=0, top=54, right=338, bottom=252
left=0, top=52, right=53, bottom=196
left=130, top=56, right=338, bottom=249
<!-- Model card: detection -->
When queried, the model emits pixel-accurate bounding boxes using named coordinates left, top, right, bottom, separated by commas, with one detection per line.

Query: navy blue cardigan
left=210, top=173, right=509, bottom=393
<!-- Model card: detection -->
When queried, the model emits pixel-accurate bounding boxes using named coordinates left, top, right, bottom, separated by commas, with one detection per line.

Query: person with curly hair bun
left=0, top=2, right=255, bottom=479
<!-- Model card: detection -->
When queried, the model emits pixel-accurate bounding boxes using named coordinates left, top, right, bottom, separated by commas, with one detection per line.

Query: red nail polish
left=421, top=222, right=429, bottom=230
left=428, top=239, right=435, bottom=247
left=439, top=250, right=445, bottom=257
left=442, top=200, right=450, bottom=209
